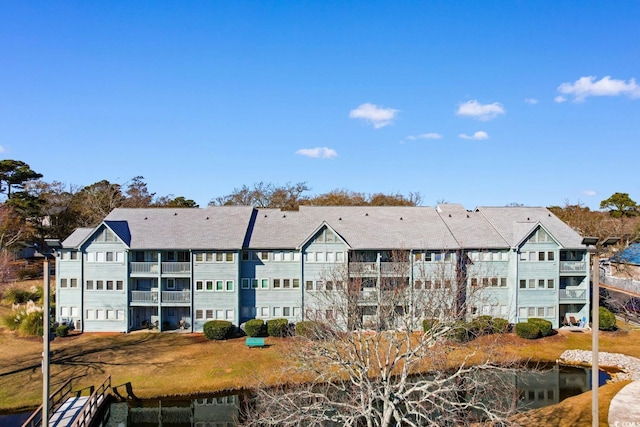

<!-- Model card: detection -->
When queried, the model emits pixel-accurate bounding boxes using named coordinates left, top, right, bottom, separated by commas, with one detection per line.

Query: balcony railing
left=130, top=290, right=158, bottom=303
left=162, top=290, right=191, bottom=303
left=130, top=262, right=159, bottom=274
left=349, top=262, right=378, bottom=275
left=161, top=262, right=191, bottom=274
left=559, top=289, right=587, bottom=300
left=559, top=261, right=587, bottom=274
left=380, top=262, right=410, bottom=275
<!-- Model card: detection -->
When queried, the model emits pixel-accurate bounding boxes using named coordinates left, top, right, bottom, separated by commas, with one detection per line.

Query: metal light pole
left=583, top=236, right=619, bottom=427
left=42, top=256, right=50, bottom=426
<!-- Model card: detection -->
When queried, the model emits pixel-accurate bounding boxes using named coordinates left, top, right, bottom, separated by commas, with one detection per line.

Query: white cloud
left=581, top=190, right=597, bottom=197
left=349, top=103, right=398, bottom=128
left=0, top=145, right=5, bottom=153
left=557, top=76, right=640, bottom=102
left=554, top=96, right=567, bottom=103
left=525, top=98, right=538, bottom=105
left=296, top=147, right=337, bottom=159
left=456, top=100, right=505, bottom=121
left=459, top=131, right=489, bottom=140
left=406, top=133, right=443, bottom=141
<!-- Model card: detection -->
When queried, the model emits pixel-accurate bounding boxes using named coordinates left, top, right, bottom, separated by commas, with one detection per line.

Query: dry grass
left=2, top=281, right=640, bottom=425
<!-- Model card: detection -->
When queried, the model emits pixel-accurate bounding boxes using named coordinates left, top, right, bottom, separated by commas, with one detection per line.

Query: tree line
left=0, top=158, right=638, bottom=252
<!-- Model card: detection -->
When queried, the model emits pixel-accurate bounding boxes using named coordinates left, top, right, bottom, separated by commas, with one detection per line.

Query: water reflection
left=102, top=365, right=608, bottom=426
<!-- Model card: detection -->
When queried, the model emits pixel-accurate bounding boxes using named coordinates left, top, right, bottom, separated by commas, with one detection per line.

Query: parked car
left=624, top=297, right=640, bottom=314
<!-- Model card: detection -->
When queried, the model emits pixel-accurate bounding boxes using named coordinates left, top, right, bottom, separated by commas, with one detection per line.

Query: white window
left=96, top=309, right=105, bottom=320
left=206, top=310, right=214, bottom=320
left=336, top=252, right=344, bottom=262
left=528, top=307, right=535, bottom=317
left=116, top=309, right=124, bottom=319
left=226, top=280, right=234, bottom=291
left=86, top=252, right=96, bottom=262
left=261, top=307, right=269, bottom=317
left=284, top=252, right=292, bottom=261
left=226, top=310, right=234, bottom=320
left=216, top=280, right=224, bottom=291
left=547, top=306, right=555, bottom=317
left=196, top=281, right=204, bottom=291
left=61, top=307, right=69, bottom=317
left=274, top=251, right=283, bottom=261
left=315, top=252, right=324, bottom=262
left=216, top=310, right=224, bottom=319
left=196, top=310, right=204, bottom=320
left=60, top=278, right=67, bottom=288
left=327, top=252, right=335, bottom=263
left=86, top=280, right=93, bottom=290
left=273, top=307, right=282, bottom=316
left=283, top=307, right=291, bottom=316
left=292, top=279, right=300, bottom=288
left=96, top=252, right=105, bottom=262
left=273, top=279, right=281, bottom=289
left=86, top=309, right=95, bottom=320
left=106, top=310, right=115, bottom=320
left=292, top=307, right=300, bottom=317
left=293, top=252, right=301, bottom=261
left=241, top=278, right=250, bottom=289
left=537, top=307, right=545, bottom=317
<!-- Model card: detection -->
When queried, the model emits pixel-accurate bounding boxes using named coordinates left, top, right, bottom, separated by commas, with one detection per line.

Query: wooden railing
left=161, top=262, right=191, bottom=274
left=130, top=262, right=159, bottom=274
left=559, top=289, right=587, bottom=300
left=130, top=290, right=159, bottom=303
left=162, top=290, right=191, bottom=303
left=70, top=376, right=111, bottom=427
left=559, top=261, right=587, bottom=273
left=21, top=379, right=73, bottom=427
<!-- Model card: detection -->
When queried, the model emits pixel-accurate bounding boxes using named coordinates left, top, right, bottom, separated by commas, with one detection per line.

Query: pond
left=0, top=365, right=611, bottom=427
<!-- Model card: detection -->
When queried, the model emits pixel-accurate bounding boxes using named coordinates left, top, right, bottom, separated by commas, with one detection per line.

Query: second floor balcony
left=130, top=262, right=191, bottom=275
left=559, top=288, right=587, bottom=301
left=130, top=289, right=191, bottom=304
left=559, top=261, right=587, bottom=274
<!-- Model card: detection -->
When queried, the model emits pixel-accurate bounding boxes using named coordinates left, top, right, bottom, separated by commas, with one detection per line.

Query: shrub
left=448, top=321, right=471, bottom=342
left=527, top=318, right=553, bottom=337
left=492, top=318, right=510, bottom=333
left=245, top=319, right=266, bottom=337
left=599, top=307, right=617, bottom=331
left=267, top=318, right=289, bottom=337
left=1, top=312, right=21, bottom=331
left=19, top=311, right=44, bottom=337
left=16, top=267, right=41, bottom=280
left=56, top=324, right=70, bottom=337
left=422, top=318, right=440, bottom=333
left=3, top=287, right=39, bottom=304
left=515, top=322, right=540, bottom=339
left=469, top=316, right=493, bottom=337
left=203, top=320, right=234, bottom=340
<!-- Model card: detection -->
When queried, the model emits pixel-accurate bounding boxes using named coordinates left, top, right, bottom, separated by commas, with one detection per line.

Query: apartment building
left=55, top=204, right=589, bottom=332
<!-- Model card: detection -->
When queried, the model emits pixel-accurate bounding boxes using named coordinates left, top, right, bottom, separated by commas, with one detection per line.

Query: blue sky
left=1, top=1, right=639, bottom=210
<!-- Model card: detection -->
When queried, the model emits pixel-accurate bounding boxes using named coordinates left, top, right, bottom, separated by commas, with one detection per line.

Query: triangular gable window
left=312, top=227, right=337, bottom=244
left=528, top=227, right=551, bottom=244
left=93, top=226, right=117, bottom=243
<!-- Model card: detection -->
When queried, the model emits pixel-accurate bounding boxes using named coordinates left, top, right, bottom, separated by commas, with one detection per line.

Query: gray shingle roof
left=436, top=204, right=509, bottom=249
left=102, top=206, right=255, bottom=250
left=476, top=206, right=585, bottom=249
left=248, top=206, right=460, bottom=250
left=62, top=228, right=94, bottom=248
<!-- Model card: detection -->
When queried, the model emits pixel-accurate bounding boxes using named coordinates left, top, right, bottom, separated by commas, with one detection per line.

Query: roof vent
left=527, top=217, right=530, bottom=221
left=283, top=214, right=286, bottom=218
left=400, top=217, right=403, bottom=220
left=365, top=213, right=368, bottom=216
left=548, top=213, right=551, bottom=217
left=264, top=214, right=268, bottom=217
left=144, top=217, right=148, bottom=220
left=206, top=216, right=209, bottom=220
left=174, top=212, right=178, bottom=216
left=339, top=217, right=342, bottom=220
left=466, top=214, right=469, bottom=218
left=448, top=214, right=452, bottom=217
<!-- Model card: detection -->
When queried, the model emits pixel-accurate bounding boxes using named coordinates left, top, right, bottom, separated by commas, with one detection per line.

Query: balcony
left=559, top=261, right=587, bottom=274
left=130, top=290, right=158, bottom=303
left=162, top=290, right=191, bottom=303
left=349, top=262, right=378, bottom=275
left=380, top=262, right=410, bottom=275
left=130, top=262, right=159, bottom=275
left=559, top=288, right=587, bottom=301
left=161, top=262, right=191, bottom=274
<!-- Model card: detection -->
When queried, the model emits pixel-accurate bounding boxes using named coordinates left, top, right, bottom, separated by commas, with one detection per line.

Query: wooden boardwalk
left=22, top=377, right=111, bottom=427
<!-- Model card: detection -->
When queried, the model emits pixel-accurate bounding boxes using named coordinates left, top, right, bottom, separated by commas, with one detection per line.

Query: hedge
left=244, top=319, right=266, bottom=337
left=203, top=320, right=234, bottom=340
left=56, top=324, right=70, bottom=338
left=492, top=318, right=510, bottom=333
left=448, top=321, right=471, bottom=342
left=267, top=318, right=289, bottom=337
left=599, top=307, right=616, bottom=331
left=469, top=316, right=493, bottom=337
left=515, top=322, right=540, bottom=339
left=527, top=318, right=553, bottom=337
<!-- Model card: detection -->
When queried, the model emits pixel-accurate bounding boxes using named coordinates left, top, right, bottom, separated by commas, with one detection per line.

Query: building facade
left=55, top=204, right=590, bottom=332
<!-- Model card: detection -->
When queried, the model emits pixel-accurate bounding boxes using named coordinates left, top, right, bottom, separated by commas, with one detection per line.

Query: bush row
left=422, top=316, right=511, bottom=343
left=515, top=318, right=553, bottom=340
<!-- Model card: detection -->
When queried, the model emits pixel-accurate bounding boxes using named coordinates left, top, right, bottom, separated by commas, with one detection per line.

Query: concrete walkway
left=608, top=380, right=640, bottom=426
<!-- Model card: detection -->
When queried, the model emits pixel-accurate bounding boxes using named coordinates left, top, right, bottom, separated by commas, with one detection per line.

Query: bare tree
left=242, top=250, right=520, bottom=426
